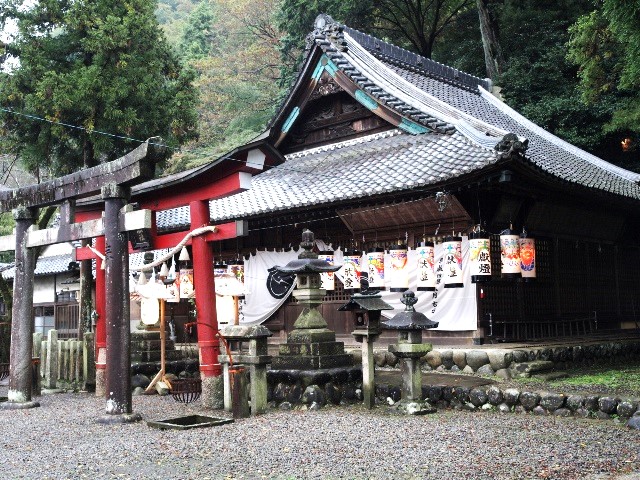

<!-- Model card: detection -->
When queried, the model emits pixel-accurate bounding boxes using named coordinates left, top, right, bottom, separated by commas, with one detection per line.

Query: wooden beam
left=25, top=209, right=151, bottom=248
left=74, top=220, right=248, bottom=260
left=0, top=140, right=164, bottom=212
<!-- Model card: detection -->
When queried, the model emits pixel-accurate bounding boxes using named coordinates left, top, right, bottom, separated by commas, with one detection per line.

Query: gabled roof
left=1, top=254, right=72, bottom=279
left=155, top=14, right=640, bottom=232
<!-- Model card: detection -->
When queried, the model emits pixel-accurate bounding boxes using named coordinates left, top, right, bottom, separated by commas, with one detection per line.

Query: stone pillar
left=98, top=184, right=140, bottom=423
left=82, top=332, right=95, bottom=392
left=190, top=200, right=222, bottom=409
left=94, top=236, right=107, bottom=397
left=44, top=329, right=59, bottom=390
left=1, top=206, right=39, bottom=410
left=362, top=337, right=375, bottom=409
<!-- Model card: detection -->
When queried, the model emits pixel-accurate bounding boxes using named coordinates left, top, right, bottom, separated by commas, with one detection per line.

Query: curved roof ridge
left=342, top=25, right=491, bottom=92
left=478, top=86, right=640, bottom=183
left=342, top=32, right=508, bottom=148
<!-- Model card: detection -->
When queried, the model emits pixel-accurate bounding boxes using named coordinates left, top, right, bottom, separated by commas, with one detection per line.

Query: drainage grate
left=147, top=415, right=233, bottom=430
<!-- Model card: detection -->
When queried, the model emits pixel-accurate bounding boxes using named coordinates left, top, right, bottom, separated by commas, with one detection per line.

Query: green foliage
left=276, top=0, right=376, bottom=86
left=568, top=1, right=640, bottom=137
left=178, top=0, right=216, bottom=60
left=0, top=0, right=199, bottom=175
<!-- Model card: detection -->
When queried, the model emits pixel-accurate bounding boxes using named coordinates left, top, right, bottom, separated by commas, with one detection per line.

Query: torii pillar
left=0, top=206, right=39, bottom=409
left=190, top=200, right=223, bottom=408
left=98, top=184, right=140, bottom=423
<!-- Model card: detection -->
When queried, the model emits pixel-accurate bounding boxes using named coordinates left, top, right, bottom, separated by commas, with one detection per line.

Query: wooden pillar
left=98, top=185, right=139, bottom=423
left=1, top=206, right=40, bottom=409
left=190, top=200, right=223, bottom=408
left=94, top=235, right=107, bottom=397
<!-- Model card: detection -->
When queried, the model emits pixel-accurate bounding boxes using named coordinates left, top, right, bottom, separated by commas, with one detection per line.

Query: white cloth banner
left=333, top=239, right=477, bottom=331
left=241, top=248, right=300, bottom=325
left=240, top=238, right=477, bottom=331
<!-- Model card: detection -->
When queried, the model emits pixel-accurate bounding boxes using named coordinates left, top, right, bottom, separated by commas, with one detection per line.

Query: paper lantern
left=416, top=239, right=436, bottom=291
left=389, top=242, right=409, bottom=292
left=342, top=249, right=361, bottom=290
left=469, top=230, right=491, bottom=283
left=442, top=236, right=463, bottom=288
left=227, top=257, right=245, bottom=284
left=519, top=231, right=536, bottom=281
left=140, top=297, right=160, bottom=325
left=179, top=268, right=195, bottom=298
left=318, top=251, right=335, bottom=291
left=366, top=247, right=386, bottom=290
left=500, top=227, right=521, bottom=278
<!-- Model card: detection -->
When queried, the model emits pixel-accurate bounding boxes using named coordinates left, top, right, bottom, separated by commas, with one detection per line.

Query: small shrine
left=271, top=230, right=352, bottom=370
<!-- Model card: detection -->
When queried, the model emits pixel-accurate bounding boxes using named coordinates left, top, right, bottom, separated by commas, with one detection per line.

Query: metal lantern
left=416, top=238, right=436, bottom=291
left=389, top=241, right=409, bottom=292
left=469, top=230, right=491, bottom=283
left=500, top=226, right=521, bottom=278
left=318, top=250, right=335, bottom=291
left=366, top=247, right=386, bottom=290
left=442, top=235, right=463, bottom=288
left=519, top=229, right=536, bottom=281
left=342, top=248, right=361, bottom=290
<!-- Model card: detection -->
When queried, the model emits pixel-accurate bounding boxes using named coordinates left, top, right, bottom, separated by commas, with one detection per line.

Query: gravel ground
left=0, top=385, right=639, bottom=480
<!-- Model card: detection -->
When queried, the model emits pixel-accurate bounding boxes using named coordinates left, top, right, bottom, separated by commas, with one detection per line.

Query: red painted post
left=190, top=200, right=222, bottom=408
left=94, top=235, right=107, bottom=397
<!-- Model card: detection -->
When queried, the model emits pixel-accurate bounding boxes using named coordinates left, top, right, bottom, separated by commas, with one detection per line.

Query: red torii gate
left=75, top=141, right=282, bottom=408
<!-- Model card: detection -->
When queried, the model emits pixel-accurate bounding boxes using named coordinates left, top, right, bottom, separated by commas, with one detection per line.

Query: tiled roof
left=2, top=254, right=73, bottom=279
left=156, top=128, right=496, bottom=231
left=151, top=16, right=640, bottom=232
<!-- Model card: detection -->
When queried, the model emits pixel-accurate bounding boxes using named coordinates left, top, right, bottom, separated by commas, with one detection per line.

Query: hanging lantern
left=342, top=248, right=361, bottom=291
left=442, top=235, right=463, bottom=288
left=469, top=230, right=492, bottom=283
left=227, top=256, right=245, bottom=284
left=500, top=226, right=521, bottom=278
left=318, top=250, right=335, bottom=291
left=366, top=247, right=386, bottom=290
left=140, top=297, right=160, bottom=325
left=416, top=238, right=436, bottom=291
left=180, top=253, right=195, bottom=298
left=389, top=241, right=409, bottom=292
left=519, top=229, right=536, bottom=281
left=214, top=259, right=227, bottom=276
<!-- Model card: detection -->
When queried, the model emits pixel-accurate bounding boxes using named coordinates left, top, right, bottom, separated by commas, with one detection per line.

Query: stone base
left=41, top=388, right=65, bottom=395
left=272, top=353, right=353, bottom=370
left=391, top=400, right=436, bottom=415
left=279, top=341, right=346, bottom=356
left=0, top=400, right=41, bottom=410
left=95, top=368, right=106, bottom=398
left=201, top=375, right=224, bottom=409
left=97, top=412, right=142, bottom=424
left=288, top=328, right=336, bottom=344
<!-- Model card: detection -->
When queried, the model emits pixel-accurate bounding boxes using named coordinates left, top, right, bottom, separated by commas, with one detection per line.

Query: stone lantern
left=272, top=229, right=352, bottom=370
left=339, top=292, right=393, bottom=409
left=382, top=290, right=438, bottom=414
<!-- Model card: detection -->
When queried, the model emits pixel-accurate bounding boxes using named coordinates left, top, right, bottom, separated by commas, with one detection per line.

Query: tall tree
left=568, top=1, right=640, bottom=139
left=475, top=0, right=504, bottom=82
left=178, top=0, right=216, bottom=61
left=373, top=0, right=475, bottom=59
left=0, top=0, right=198, bottom=175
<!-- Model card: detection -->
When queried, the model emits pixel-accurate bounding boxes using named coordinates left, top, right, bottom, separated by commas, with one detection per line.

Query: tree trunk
left=476, top=0, right=504, bottom=83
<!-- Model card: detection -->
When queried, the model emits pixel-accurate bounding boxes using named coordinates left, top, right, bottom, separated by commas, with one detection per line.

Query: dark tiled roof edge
left=342, top=26, right=491, bottom=93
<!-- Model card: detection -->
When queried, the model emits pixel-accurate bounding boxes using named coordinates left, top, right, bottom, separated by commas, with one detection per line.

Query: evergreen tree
left=0, top=0, right=198, bottom=174
left=178, top=0, right=216, bottom=61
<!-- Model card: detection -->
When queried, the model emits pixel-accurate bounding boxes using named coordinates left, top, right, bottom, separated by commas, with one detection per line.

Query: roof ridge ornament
left=313, top=14, right=347, bottom=52
left=495, top=133, right=528, bottom=159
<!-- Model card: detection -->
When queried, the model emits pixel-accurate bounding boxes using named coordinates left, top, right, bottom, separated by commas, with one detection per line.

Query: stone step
left=509, top=360, right=555, bottom=378
left=278, top=342, right=346, bottom=357
left=131, top=339, right=176, bottom=351
left=272, top=353, right=353, bottom=370
left=532, top=371, right=569, bottom=381
left=131, top=350, right=185, bottom=363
